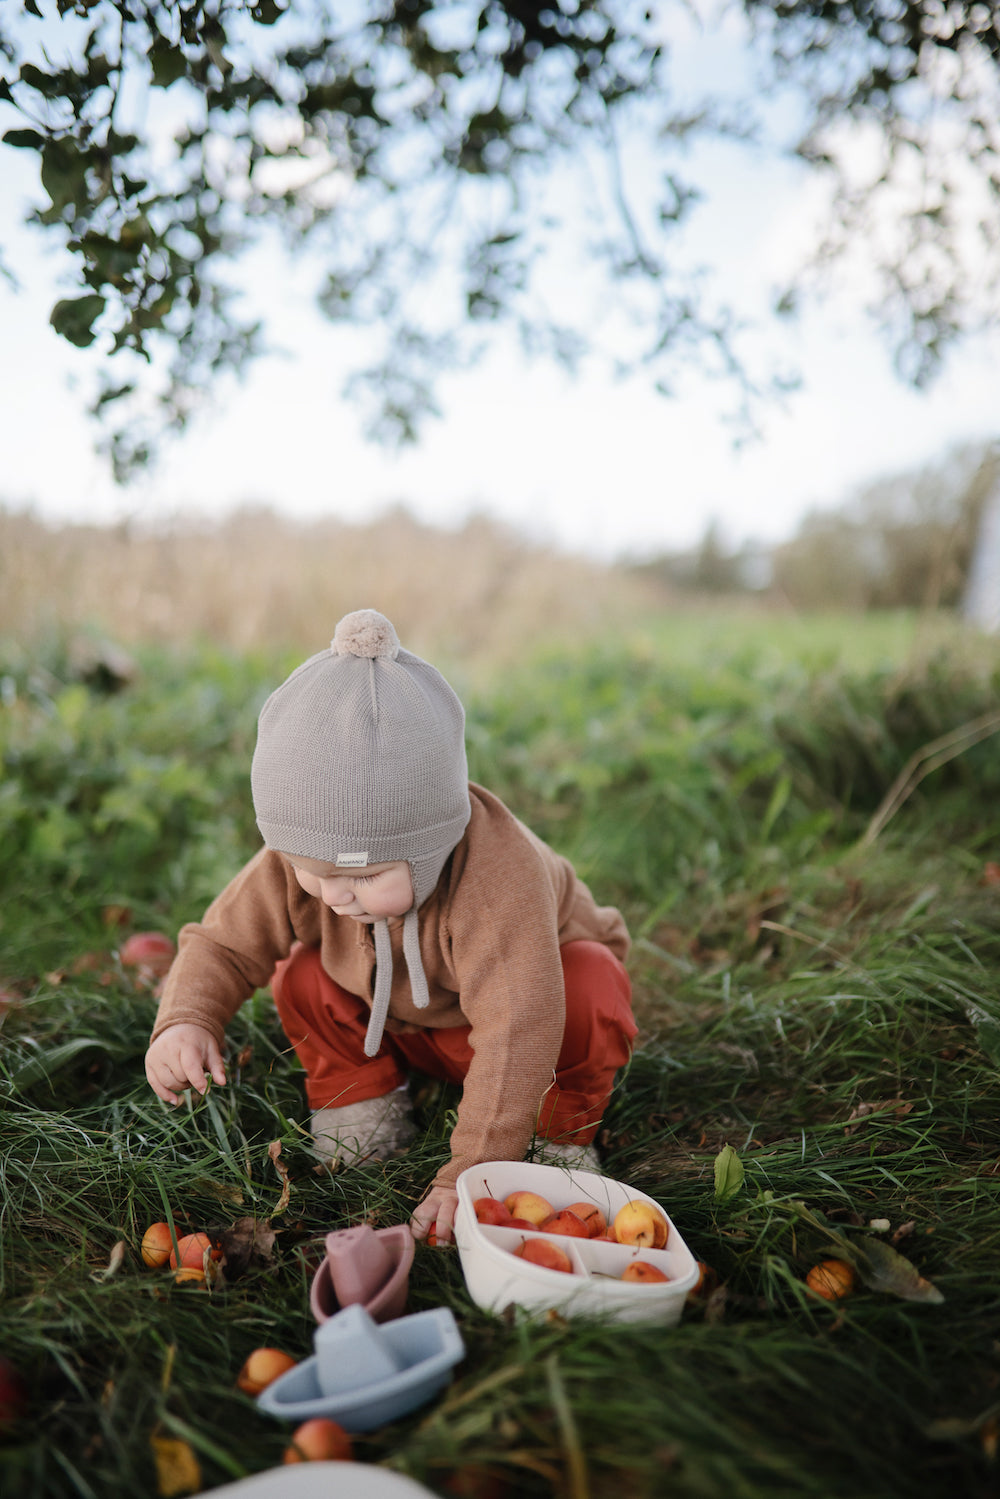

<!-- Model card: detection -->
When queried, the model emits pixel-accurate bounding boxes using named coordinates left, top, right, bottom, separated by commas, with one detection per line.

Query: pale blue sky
left=1, top=3, right=997, bottom=560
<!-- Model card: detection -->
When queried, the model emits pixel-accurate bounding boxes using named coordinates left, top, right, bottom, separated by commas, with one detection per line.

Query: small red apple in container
left=454, top=1161, right=699, bottom=1325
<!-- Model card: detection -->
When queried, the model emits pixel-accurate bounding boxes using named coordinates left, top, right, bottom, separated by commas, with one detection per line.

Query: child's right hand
left=145, top=1024, right=227, bottom=1105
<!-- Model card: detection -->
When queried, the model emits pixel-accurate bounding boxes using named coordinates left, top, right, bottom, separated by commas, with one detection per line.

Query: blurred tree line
left=630, top=440, right=1000, bottom=609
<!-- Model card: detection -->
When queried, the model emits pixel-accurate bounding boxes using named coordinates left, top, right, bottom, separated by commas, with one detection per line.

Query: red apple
left=503, top=1191, right=553, bottom=1226
left=613, top=1200, right=668, bottom=1249
left=621, top=1260, right=669, bottom=1284
left=168, top=1231, right=221, bottom=1271
left=564, top=1201, right=608, bottom=1238
left=118, top=932, right=176, bottom=976
left=688, top=1261, right=719, bottom=1298
left=283, top=1418, right=353, bottom=1463
left=473, top=1196, right=515, bottom=1226
left=514, top=1238, right=574, bottom=1274
left=237, top=1348, right=298, bottom=1395
left=140, top=1221, right=175, bottom=1267
left=539, top=1209, right=590, bottom=1239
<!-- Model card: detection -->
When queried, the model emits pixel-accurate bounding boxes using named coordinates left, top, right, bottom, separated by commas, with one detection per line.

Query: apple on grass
left=169, top=1232, right=222, bottom=1271
left=140, top=1221, right=175, bottom=1267
left=118, top=931, right=177, bottom=976
left=236, top=1348, right=298, bottom=1395
left=283, top=1418, right=353, bottom=1464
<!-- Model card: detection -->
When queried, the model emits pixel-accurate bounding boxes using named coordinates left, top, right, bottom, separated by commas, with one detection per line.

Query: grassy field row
left=1, top=612, right=999, bottom=1498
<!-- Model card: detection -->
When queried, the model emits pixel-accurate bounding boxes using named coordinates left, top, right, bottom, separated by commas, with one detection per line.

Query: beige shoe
left=311, top=1086, right=416, bottom=1166
left=533, top=1140, right=601, bottom=1173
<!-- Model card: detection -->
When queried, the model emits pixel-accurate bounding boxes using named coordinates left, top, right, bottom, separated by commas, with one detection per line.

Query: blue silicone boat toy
left=257, top=1302, right=465, bottom=1433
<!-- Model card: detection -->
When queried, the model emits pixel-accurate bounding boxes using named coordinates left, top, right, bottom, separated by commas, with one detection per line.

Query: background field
left=1, top=515, right=999, bottom=1498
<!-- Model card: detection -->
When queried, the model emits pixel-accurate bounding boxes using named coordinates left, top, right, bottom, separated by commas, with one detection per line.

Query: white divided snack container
left=454, top=1160, right=699, bottom=1325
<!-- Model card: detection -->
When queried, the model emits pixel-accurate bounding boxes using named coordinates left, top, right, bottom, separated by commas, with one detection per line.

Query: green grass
left=2, top=613, right=1000, bottom=1498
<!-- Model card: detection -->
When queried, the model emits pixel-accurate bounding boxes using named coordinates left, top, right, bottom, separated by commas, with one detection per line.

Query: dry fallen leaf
left=151, top=1432, right=202, bottom=1498
left=926, top=1405, right=1000, bottom=1456
left=849, top=1237, right=944, bottom=1303
left=844, top=1098, right=914, bottom=1135
left=218, top=1216, right=278, bottom=1279
left=91, top=1240, right=128, bottom=1283
left=704, top=1284, right=728, bottom=1324
left=268, top=1140, right=292, bottom=1217
left=786, top=1201, right=943, bottom=1304
left=191, top=1177, right=245, bottom=1207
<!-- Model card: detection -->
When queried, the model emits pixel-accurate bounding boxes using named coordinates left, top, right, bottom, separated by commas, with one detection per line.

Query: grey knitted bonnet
left=251, top=608, right=471, bottom=1056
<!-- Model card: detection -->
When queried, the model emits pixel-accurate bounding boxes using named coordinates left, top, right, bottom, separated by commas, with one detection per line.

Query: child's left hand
left=410, top=1186, right=459, bottom=1245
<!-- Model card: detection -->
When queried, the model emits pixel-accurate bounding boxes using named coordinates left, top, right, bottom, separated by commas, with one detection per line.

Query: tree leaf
left=18, top=63, right=60, bottom=96
left=50, top=294, right=106, bottom=348
left=250, top=0, right=286, bottom=23
left=40, top=140, right=89, bottom=213
left=714, top=1144, right=745, bottom=1200
left=149, top=38, right=189, bottom=89
left=3, top=128, right=45, bottom=149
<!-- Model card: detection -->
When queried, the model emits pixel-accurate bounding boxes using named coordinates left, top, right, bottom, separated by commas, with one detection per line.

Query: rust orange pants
left=271, top=940, right=637, bottom=1145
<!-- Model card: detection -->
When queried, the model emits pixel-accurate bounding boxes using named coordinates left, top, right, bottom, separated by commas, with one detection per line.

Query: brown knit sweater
left=150, top=783, right=630, bottom=1188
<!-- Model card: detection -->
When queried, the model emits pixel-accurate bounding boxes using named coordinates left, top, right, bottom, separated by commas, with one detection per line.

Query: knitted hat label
left=336, top=852, right=370, bottom=867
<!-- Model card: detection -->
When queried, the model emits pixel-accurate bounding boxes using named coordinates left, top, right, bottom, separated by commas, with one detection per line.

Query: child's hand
left=410, top=1186, right=460, bottom=1246
left=145, top=1024, right=227, bottom=1105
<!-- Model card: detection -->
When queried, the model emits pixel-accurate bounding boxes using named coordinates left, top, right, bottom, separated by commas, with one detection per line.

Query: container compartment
left=455, top=1160, right=700, bottom=1325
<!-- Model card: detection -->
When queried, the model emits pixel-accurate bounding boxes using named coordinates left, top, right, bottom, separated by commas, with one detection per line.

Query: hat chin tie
left=363, top=906, right=430, bottom=1058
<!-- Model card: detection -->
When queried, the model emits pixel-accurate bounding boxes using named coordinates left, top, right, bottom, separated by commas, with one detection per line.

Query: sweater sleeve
left=428, top=846, right=568, bottom=1192
left=149, top=848, right=305, bottom=1048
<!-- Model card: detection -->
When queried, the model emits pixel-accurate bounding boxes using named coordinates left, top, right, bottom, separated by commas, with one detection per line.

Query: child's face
left=284, top=855, right=414, bottom=923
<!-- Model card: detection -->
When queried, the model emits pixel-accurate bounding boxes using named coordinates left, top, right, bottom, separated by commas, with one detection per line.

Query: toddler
left=145, top=610, right=636, bottom=1244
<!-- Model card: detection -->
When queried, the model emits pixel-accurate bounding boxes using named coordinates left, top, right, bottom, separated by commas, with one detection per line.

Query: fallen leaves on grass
left=217, top=1216, right=278, bottom=1279
left=713, top=1145, right=745, bottom=1201
left=0, top=985, right=22, bottom=1022
left=926, top=1404, right=1000, bottom=1461
left=91, top=1240, right=128, bottom=1282
left=268, top=1141, right=292, bottom=1217
left=843, top=1098, right=915, bottom=1135
left=150, top=1431, right=202, bottom=1497
left=793, top=1202, right=944, bottom=1304
left=850, top=1237, right=944, bottom=1303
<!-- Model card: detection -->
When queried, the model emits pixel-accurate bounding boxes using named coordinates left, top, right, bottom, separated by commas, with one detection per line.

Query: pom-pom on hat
left=251, top=608, right=471, bottom=1055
